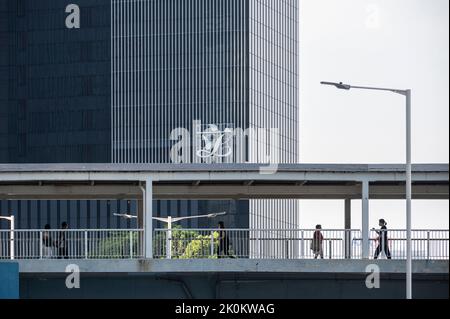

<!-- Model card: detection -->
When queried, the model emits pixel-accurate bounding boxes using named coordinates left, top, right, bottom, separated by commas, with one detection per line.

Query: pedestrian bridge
left=0, top=163, right=448, bottom=260
left=1, top=228, right=448, bottom=261
left=1, top=163, right=447, bottom=299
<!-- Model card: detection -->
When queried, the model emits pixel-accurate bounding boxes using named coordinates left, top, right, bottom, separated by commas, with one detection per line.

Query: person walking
left=42, top=224, right=55, bottom=258
left=311, top=225, right=324, bottom=259
left=58, top=222, right=69, bottom=259
left=373, top=219, right=392, bottom=259
left=218, top=221, right=230, bottom=258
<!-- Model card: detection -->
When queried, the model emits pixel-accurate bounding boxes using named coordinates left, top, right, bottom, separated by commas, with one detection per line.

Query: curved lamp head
left=321, top=81, right=351, bottom=90
left=207, top=212, right=227, bottom=218
left=114, top=213, right=138, bottom=219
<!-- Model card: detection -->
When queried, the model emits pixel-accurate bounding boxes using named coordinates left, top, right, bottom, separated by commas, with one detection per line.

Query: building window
left=82, top=76, right=93, bottom=96
left=18, top=65, right=26, bottom=86
left=17, top=0, right=25, bottom=17
left=82, top=110, right=93, bottom=130
left=18, top=133, right=27, bottom=157
left=80, top=42, right=91, bottom=62
left=18, top=32, right=27, bottom=51
left=18, top=100, right=27, bottom=120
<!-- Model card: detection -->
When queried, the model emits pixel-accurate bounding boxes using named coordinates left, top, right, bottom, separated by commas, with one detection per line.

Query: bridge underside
left=0, top=182, right=448, bottom=200
left=15, top=260, right=449, bottom=299
left=0, top=164, right=448, bottom=201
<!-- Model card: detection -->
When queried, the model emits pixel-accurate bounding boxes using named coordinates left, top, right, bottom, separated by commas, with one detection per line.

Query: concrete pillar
left=137, top=200, right=144, bottom=229
left=137, top=199, right=144, bottom=258
left=144, top=178, right=153, bottom=259
left=362, top=181, right=370, bottom=259
left=345, top=199, right=352, bottom=259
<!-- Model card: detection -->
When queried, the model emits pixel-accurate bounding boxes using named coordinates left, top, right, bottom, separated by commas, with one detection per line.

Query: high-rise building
left=111, top=0, right=299, bottom=242
left=0, top=1, right=298, bottom=244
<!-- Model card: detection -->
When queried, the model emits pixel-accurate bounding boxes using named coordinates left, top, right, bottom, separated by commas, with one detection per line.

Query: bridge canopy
left=0, top=163, right=448, bottom=200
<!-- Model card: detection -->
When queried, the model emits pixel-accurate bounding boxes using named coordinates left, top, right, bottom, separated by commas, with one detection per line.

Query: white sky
left=298, top=0, right=449, bottom=230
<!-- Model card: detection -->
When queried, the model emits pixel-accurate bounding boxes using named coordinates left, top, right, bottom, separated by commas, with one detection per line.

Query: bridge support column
left=137, top=200, right=144, bottom=229
left=144, top=178, right=153, bottom=259
left=362, top=181, right=370, bottom=259
left=345, top=199, right=352, bottom=259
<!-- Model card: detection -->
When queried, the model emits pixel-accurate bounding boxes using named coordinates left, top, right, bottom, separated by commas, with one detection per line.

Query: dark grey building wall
left=0, top=1, right=271, bottom=231
left=19, top=273, right=449, bottom=299
left=0, top=199, right=247, bottom=230
left=0, top=0, right=111, bottom=163
left=0, top=0, right=113, bottom=230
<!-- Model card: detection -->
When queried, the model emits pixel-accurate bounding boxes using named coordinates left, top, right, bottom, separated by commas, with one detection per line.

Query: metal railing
left=368, top=229, right=449, bottom=260
left=0, top=229, right=448, bottom=260
left=0, top=229, right=143, bottom=260
left=154, top=229, right=449, bottom=260
left=153, top=229, right=362, bottom=259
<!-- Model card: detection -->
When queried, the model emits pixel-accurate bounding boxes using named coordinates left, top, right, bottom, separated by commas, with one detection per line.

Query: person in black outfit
left=218, top=221, right=230, bottom=258
left=373, top=219, right=392, bottom=259
left=58, top=222, right=69, bottom=259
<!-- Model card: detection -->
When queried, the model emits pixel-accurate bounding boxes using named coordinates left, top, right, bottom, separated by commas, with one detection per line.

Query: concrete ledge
left=10, top=259, right=449, bottom=274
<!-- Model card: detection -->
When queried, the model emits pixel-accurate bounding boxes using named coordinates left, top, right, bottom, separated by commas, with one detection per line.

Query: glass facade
left=0, top=0, right=111, bottom=164
left=112, top=0, right=249, bottom=164
left=0, top=0, right=120, bottom=230
left=111, top=0, right=298, bottom=233
left=248, top=0, right=299, bottom=257
left=111, top=0, right=251, bottom=229
left=0, top=1, right=298, bottom=234
left=249, top=0, right=298, bottom=164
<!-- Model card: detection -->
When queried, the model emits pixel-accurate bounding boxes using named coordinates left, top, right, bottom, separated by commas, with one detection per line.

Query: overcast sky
left=298, top=0, right=449, bottom=230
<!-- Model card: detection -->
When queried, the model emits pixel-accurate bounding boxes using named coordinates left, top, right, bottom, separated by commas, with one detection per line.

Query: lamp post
left=321, top=81, right=412, bottom=300
left=0, top=216, right=15, bottom=260
left=115, top=212, right=227, bottom=259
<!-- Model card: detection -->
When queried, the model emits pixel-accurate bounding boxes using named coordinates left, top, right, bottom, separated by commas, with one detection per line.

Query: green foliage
left=93, top=231, right=139, bottom=259
left=154, top=226, right=220, bottom=259
left=178, top=231, right=219, bottom=259
left=92, top=228, right=227, bottom=259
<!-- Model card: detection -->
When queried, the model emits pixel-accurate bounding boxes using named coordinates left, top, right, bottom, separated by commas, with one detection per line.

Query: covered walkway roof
left=0, top=164, right=448, bottom=200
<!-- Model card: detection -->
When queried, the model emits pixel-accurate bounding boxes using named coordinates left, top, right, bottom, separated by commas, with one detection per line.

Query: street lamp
left=321, top=81, right=413, bottom=300
left=0, top=215, right=15, bottom=260
left=113, top=213, right=138, bottom=220
left=115, top=212, right=227, bottom=259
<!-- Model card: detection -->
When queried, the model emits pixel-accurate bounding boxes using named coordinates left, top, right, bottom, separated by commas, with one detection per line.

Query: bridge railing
left=154, top=228, right=449, bottom=260
left=0, top=229, right=448, bottom=260
left=0, top=229, right=144, bottom=260
left=367, top=229, right=449, bottom=260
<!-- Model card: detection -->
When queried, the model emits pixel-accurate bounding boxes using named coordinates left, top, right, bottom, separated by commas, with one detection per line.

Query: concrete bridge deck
left=11, top=259, right=449, bottom=275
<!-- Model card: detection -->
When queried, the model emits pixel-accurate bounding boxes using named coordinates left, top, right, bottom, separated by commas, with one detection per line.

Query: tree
left=154, top=226, right=220, bottom=259
left=93, top=231, right=140, bottom=259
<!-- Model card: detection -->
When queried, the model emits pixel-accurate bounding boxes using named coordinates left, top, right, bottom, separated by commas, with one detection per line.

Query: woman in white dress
left=42, top=224, right=54, bottom=258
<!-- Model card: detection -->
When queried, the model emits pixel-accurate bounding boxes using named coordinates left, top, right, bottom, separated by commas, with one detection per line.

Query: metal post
left=362, top=181, right=370, bottom=259
left=406, top=89, right=413, bottom=299
left=144, top=178, right=153, bottom=259
left=39, top=231, right=43, bottom=260
left=329, top=240, right=332, bottom=259
left=256, top=230, right=260, bottom=258
left=10, top=216, right=14, bottom=260
left=286, top=240, right=289, bottom=259
left=427, top=231, right=431, bottom=261
left=210, top=231, right=215, bottom=257
left=166, top=216, right=172, bottom=259
left=84, top=230, right=88, bottom=259
left=345, top=199, right=352, bottom=259
left=129, top=230, right=133, bottom=259
left=300, top=230, right=305, bottom=259
left=321, top=82, right=413, bottom=296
